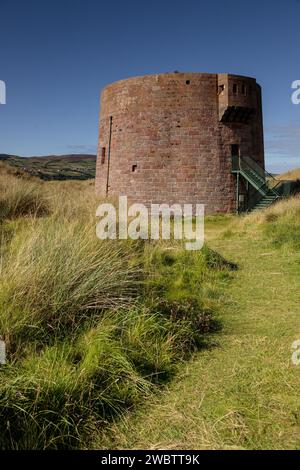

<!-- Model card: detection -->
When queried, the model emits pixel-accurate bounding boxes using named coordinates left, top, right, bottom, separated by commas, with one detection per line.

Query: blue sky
left=0, top=0, right=300, bottom=172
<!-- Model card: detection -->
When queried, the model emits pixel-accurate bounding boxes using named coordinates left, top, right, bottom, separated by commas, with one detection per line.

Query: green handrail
left=232, top=155, right=281, bottom=197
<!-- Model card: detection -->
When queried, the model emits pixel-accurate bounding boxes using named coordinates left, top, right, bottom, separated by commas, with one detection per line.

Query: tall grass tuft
left=0, top=320, right=152, bottom=449
left=0, top=216, right=141, bottom=356
left=0, top=169, right=49, bottom=222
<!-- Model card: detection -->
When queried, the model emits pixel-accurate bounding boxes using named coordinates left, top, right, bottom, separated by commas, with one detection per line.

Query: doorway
left=231, top=144, right=240, bottom=157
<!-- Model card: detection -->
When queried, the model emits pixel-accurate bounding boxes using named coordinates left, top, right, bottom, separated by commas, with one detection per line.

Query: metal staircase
left=231, top=155, right=281, bottom=212
left=251, top=190, right=279, bottom=212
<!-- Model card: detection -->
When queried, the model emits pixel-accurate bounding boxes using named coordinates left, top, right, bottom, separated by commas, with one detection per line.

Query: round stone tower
left=96, top=72, right=264, bottom=213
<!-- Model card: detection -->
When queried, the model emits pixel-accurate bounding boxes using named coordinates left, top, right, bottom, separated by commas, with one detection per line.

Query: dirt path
left=98, top=229, right=300, bottom=450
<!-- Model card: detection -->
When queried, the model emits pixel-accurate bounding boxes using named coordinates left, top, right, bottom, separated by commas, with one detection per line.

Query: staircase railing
left=231, top=155, right=299, bottom=212
left=232, top=155, right=281, bottom=197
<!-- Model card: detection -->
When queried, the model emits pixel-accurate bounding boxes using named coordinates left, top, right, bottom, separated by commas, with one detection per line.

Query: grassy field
left=1, top=161, right=300, bottom=449
left=0, top=163, right=233, bottom=449
left=93, top=198, right=300, bottom=450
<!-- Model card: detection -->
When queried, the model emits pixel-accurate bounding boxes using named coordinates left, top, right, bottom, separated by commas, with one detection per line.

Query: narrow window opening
left=242, top=83, right=246, bottom=95
left=186, top=80, right=190, bottom=85
left=101, top=147, right=106, bottom=164
left=231, top=144, right=240, bottom=157
left=218, top=84, right=225, bottom=95
left=233, top=83, right=238, bottom=94
left=132, top=164, right=137, bottom=172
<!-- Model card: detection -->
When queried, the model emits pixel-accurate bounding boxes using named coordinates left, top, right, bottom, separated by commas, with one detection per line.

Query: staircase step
left=251, top=197, right=280, bottom=212
left=233, top=155, right=281, bottom=212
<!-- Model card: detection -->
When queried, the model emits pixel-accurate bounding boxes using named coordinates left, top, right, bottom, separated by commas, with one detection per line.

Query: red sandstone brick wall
left=95, top=72, right=264, bottom=214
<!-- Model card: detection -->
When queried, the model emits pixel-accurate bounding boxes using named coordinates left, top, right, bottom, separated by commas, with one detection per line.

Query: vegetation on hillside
left=0, top=153, right=96, bottom=181
left=236, top=194, right=300, bottom=250
left=278, top=167, right=300, bottom=181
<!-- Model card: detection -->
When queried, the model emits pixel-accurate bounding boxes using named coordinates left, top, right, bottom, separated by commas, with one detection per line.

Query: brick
left=95, top=72, right=264, bottom=214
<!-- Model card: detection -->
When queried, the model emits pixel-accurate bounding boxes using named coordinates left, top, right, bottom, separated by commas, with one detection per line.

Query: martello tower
left=96, top=72, right=265, bottom=213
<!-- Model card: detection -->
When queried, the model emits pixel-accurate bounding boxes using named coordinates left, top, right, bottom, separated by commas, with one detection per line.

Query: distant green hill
left=0, top=153, right=96, bottom=180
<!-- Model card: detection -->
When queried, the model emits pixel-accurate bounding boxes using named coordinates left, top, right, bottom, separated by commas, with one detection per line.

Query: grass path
left=98, top=224, right=300, bottom=450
